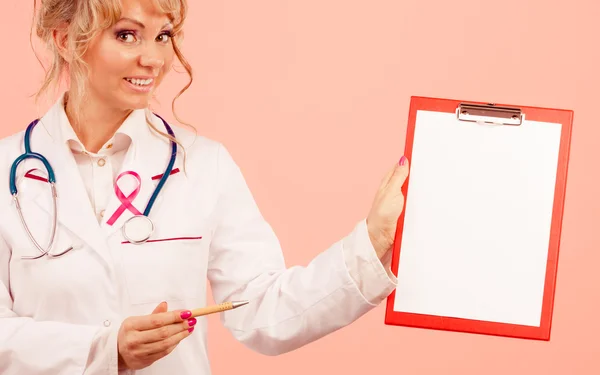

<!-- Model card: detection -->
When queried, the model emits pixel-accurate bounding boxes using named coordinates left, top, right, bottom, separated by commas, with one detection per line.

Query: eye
left=116, top=31, right=137, bottom=43
left=156, top=31, right=173, bottom=43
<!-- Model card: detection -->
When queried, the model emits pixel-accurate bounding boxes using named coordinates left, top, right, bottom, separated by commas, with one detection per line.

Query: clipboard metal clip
left=456, top=103, right=523, bottom=126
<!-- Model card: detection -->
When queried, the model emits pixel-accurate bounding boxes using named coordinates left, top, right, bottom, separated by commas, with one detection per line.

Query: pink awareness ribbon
left=106, top=171, right=143, bottom=226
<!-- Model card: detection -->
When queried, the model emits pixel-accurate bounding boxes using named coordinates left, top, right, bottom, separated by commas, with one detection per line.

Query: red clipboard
left=384, top=96, right=573, bottom=341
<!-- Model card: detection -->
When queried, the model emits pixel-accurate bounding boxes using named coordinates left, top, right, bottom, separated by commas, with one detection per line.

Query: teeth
left=126, top=78, right=153, bottom=86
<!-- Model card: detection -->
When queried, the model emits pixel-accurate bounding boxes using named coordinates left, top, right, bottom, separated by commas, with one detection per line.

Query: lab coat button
left=97, top=158, right=106, bottom=167
left=103, top=320, right=111, bottom=327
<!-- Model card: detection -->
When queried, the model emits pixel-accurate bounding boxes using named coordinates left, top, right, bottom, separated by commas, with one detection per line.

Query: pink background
left=2, top=0, right=599, bottom=373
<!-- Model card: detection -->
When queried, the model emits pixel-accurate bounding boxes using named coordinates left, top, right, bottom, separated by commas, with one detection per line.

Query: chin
left=128, top=99, right=152, bottom=110
left=116, top=95, right=152, bottom=111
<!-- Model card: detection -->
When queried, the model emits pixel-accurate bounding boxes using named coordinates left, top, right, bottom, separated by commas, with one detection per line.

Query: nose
left=139, top=46, right=165, bottom=71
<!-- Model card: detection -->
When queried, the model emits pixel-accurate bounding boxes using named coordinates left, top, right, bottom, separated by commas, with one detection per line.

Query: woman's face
left=80, top=0, right=176, bottom=111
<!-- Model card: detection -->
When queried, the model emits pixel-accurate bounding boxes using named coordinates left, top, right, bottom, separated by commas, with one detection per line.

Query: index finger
left=132, top=309, right=192, bottom=331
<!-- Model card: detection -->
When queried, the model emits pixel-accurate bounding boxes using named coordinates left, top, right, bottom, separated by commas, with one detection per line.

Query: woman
left=0, top=0, right=410, bottom=373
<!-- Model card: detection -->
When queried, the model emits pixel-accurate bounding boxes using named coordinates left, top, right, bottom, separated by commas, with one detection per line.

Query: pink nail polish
left=399, top=156, right=407, bottom=166
left=187, top=318, right=197, bottom=327
left=180, top=311, right=192, bottom=319
left=188, top=327, right=195, bottom=333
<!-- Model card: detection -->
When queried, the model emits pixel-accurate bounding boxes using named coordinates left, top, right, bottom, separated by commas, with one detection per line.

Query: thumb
left=386, top=155, right=410, bottom=192
left=152, top=301, right=168, bottom=314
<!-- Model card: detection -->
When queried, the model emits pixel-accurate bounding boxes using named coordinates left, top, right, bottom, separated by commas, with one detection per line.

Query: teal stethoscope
left=10, top=114, right=177, bottom=259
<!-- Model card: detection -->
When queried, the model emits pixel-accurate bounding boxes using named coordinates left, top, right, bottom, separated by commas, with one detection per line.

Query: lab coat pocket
left=121, top=236, right=205, bottom=305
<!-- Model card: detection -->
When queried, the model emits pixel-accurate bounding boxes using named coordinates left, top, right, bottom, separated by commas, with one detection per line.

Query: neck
left=64, top=91, right=132, bottom=153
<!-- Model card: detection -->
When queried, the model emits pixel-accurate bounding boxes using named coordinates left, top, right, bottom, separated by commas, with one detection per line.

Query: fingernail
left=399, top=156, right=407, bottom=166
left=187, top=318, right=197, bottom=327
left=180, top=310, right=192, bottom=319
left=188, top=327, right=195, bottom=333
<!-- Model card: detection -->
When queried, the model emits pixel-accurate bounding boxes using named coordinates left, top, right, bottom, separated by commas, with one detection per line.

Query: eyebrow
left=117, top=17, right=172, bottom=29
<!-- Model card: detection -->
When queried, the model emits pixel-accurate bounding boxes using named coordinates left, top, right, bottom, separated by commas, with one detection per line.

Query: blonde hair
left=31, top=0, right=195, bottom=161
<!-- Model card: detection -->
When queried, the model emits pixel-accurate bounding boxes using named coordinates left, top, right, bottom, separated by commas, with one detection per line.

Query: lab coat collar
left=30, top=93, right=184, bottom=261
left=48, top=93, right=142, bottom=158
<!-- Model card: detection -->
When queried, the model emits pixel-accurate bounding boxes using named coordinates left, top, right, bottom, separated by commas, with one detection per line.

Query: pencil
left=190, top=301, right=249, bottom=318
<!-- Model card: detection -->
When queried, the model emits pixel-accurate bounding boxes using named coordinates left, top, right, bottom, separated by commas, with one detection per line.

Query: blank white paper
left=393, top=110, right=562, bottom=327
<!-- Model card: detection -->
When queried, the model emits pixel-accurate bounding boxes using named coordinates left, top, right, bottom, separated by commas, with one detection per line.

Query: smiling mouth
left=124, top=77, right=154, bottom=86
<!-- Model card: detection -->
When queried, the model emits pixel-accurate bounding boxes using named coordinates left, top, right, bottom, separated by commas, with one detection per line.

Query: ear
left=51, top=24, right=72, bottom=62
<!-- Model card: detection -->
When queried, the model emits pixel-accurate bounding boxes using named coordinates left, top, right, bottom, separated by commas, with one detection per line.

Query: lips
left=124, top=77, right=154, bottom=87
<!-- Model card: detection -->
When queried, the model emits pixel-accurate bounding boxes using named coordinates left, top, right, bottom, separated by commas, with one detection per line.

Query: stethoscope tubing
left=10, top=113, right=177, bottom=258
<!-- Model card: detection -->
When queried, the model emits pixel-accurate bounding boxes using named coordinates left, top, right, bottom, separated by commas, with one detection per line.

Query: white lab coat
left=0, top=97, right=397, bottom=374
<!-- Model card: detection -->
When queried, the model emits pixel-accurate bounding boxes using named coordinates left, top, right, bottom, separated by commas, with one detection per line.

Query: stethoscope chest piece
left=122, top=215, right=154, bottom=245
